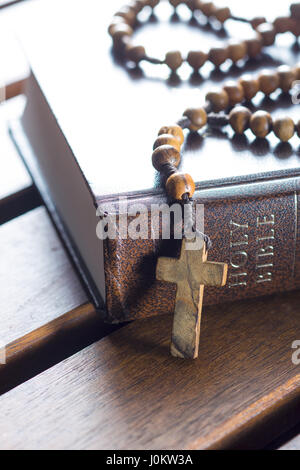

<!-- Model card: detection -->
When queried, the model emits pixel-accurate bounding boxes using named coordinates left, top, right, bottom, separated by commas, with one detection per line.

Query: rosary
left=109, top=0, right=300, bottom=359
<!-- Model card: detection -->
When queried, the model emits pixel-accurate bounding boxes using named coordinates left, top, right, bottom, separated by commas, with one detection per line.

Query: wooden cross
left=156, top=237, right=228, bottom=359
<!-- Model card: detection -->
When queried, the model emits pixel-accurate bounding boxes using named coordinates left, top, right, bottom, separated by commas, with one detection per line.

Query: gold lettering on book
left=228, top=221, right=248, bottom=288
left=256, top=215, right=275, bottom=284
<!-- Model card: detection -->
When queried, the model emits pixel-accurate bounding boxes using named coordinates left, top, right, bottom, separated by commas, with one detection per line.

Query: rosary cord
left=230, top=15, right=251, bottom=24
left=181, top=193, right=212, bottom=250
left=142, top=55, right=164, bottom=65
left=178, top=113, right=229, bottom=130
left=207, top=113, right=230, bottom=127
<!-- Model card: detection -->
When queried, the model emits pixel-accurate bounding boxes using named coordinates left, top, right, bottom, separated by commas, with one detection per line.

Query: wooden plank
left=1, top=291, right=299, bottom=450
left=279, top=434, right=300, bottom=450
left=5, top=78, right=27, bottom=101
left=0, top=97, right=40, bottom=223
left=271, top=424, right=300, bottom=450
left=0, top=206, right=87, bottom=344
left=0, top=207, right=115, bottom=394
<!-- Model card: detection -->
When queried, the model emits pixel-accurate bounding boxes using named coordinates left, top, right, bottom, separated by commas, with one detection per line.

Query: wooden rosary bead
left=183, top=107, right=207, bottom=131
left=165, top=51, right=183, bottom=72
left=223, top=81, right=244, bottom=106
left=205, top=89, right=229, bottom=112
left=108, top=17, right=126, bottom=36
left=199, top=1, right=215, bottom=17
left=117, top=35, right=132, bottom=51
left=214, top=6, right=231, bottom=23
left=227, top=40, right=247, bottom=63
left=147, top=0, right=160, bottom=8
left=250, top=17, right=266, bottom=30
left=126, top=44, right=146, bottom=63
left=250, top=111, right=272, bottom=138
left=127, top=0, right=145, bottom=14
left=245, top=37, right=263, bottom=58
left=296, top=120, right=300, bottom=138
left=152, top=145, right=181, bottom=171
left=187, top=51, right=208, bottom=71
left=256, top=23, right=277, bottom=46
left=208, top=46, right=229, bottom=67
left=277, top=65, right=296, bottom=93
left=273, top=117, right=295, bottom=142
left=289, top=18, right=300, bottom=37
left=115, top=6, right=137, bottom=26
left=110, top=22, right=133, bottom=41
left=169, top=0, right=183, bottom=7
left=127, top=0, right=145, bottom=12
left=291, top=2, right=300, bottom=18
left=158, top=125, right=184, bottom=144
left=229, top=106, right=252, bottom=134
left=186, top=0, right=199, bottom=12
left=273, top=17, right=293, bottom=34
left=258, top=70, right=280, bottom=95
left=294, top=64, right=300, bottom=80
left=166, top=173, right=196, bottom=200
left=153, top=134, right=182, bottom=151
left=238, top=75, right=259, bottom=101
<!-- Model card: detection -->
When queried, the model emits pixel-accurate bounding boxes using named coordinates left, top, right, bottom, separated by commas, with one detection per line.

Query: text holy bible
left=10, top=0, right=300, bottom=324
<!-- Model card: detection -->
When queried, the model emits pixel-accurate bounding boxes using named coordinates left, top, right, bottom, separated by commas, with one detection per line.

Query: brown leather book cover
left=103, top=180, right=300, bottom=322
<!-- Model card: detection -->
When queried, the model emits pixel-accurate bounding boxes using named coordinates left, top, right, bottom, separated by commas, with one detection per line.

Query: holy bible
left=10, top=0, right=300, bottom=323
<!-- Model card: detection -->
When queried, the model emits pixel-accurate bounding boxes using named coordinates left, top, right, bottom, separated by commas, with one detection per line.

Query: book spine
left=103, top=179, right=300, bottom=323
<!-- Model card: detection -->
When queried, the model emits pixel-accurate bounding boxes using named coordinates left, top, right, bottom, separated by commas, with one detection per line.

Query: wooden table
left=0, top=0, right=299, bottom=450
